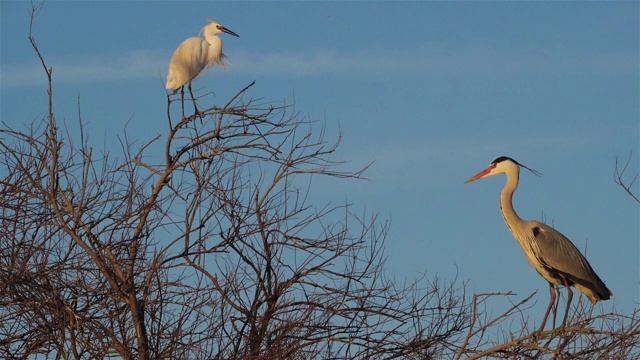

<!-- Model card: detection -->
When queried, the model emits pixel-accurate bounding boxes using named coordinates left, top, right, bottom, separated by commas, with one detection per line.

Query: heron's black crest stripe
left=491, top=156, right=515, bottom=165
left=532, top=227, right=541, bottom=238
left=491, top=156, right=543, bottom=178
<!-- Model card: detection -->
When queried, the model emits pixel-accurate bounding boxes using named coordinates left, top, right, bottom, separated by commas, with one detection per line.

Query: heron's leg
left=539, top=283, right=555, bottom=332
left=561, top=277, right=573, bottom=328
left=551, top=285, right=560, bottom=329
left=188, top=82, right=199, bottom=116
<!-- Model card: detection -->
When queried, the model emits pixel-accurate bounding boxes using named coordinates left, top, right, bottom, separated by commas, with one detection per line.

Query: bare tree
left=454, top=292, right=640, bottom=359
left=1, top=4, right=639, bottom=360
left=1, top=4, right=469, bottom=359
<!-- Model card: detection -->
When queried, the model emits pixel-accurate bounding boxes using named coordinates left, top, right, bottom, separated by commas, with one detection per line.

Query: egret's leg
left=166, top=92, right=173, bottom=127
left=561, top=278, right=573, bottom=328
left=188, top=82, right=199, bottom=115
left=539, top=283, right=555, bottom=332
left=180, top=86, right=186, bottom=119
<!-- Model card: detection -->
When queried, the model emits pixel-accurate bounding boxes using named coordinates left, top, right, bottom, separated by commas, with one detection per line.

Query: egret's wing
left=166, top=37, right=210, bottom=90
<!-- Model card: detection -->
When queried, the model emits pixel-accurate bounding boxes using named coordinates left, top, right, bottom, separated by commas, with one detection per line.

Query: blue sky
left=2, top=1, right=638, bottom=327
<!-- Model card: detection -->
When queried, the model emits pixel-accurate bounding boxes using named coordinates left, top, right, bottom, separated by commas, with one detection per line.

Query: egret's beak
left=465, top=167, right=492, bottom=184
left=221, top=26, right=240, bottom=38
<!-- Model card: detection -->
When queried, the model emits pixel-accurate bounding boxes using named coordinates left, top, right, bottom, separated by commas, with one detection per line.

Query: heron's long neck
left=500, top=168, right=525, bottom=233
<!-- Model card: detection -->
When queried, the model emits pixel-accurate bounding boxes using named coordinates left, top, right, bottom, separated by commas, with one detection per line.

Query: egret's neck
left=204, top=33, right=221, bottom=46
left=500, top=167, right=525, bottom=232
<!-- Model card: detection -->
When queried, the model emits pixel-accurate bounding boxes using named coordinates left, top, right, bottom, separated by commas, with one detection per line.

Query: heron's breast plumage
left=511, top=227, right=563, bottom=286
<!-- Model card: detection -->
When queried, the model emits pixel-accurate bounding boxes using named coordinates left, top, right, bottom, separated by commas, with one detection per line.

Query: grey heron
left=465, top=156, right=612, bottom=331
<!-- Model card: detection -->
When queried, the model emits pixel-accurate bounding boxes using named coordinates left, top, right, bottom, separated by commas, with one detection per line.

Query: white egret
left=465, top=156, right=612, bottom=331
left=166, top=20, right=239, bottom=115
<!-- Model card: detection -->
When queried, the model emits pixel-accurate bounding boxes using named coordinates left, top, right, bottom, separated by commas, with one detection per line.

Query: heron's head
left=201, top=20, right=240, bottom=38
left=465, top=156, right=541, bottom=184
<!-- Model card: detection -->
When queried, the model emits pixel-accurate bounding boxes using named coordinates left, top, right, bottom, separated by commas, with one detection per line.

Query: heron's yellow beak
left=465, top=167, right=492, bottom=184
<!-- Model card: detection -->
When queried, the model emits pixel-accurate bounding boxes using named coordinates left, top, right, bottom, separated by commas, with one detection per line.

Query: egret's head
left=201, top=20, right=240, bottom=38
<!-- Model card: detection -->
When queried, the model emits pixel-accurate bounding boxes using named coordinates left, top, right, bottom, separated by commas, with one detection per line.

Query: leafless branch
left=2, top=3, right=638, bottom=360
left=614, top=151, right=639, bottom=203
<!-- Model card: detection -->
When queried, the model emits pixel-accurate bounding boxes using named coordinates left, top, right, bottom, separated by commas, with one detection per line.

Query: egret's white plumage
left=466, top=156, right=611, bottom=331
left=166, top=20, right=239, bottom=92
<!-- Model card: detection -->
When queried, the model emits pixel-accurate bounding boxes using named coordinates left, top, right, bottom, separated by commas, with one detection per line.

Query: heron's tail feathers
left=574, top=280, right=612, bottom=305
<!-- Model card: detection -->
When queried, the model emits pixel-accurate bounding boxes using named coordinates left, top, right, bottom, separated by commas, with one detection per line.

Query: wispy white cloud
left=340, top=131, right=592, bottom=189
left=234, top=44, right=636, bottom=80
left=2, top=44, right=635, bottom=88
left=1, top=50, right=168, bottom=88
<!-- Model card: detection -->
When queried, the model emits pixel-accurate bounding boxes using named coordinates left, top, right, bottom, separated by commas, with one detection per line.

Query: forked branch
left=614, top=151, right=639, bottom=203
